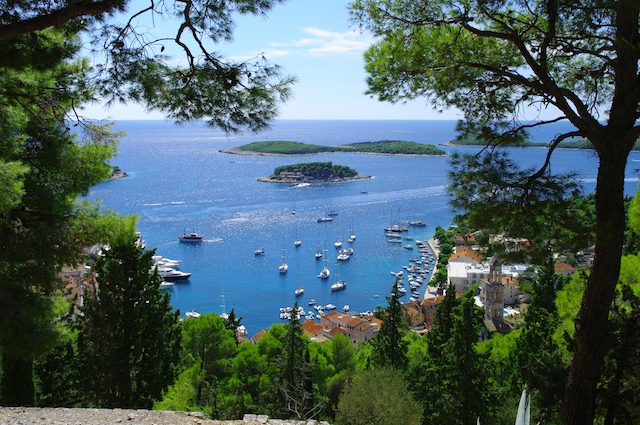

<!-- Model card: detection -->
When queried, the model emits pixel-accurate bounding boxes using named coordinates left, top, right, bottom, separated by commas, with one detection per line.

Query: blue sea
left=87, top=120, right=640, bottom=336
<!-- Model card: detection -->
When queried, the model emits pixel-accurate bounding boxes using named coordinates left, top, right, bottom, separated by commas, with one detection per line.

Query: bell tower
left=484, top=254, right=505, bottom=320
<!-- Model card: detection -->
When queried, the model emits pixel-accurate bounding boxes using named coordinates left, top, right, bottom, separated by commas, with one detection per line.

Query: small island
left=258, top=161, right=371, bottom=184
left=221, top=140, right=447, bottom=156
left=107, top=166, right=128, bottom=181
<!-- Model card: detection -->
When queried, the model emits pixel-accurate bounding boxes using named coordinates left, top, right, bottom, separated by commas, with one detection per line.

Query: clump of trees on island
left=273, top=161, right=358, bottom=180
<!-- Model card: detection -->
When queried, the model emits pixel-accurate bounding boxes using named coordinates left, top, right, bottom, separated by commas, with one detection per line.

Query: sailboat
left=328, top=198, right=338, bottom=216
left=294, top=268, right=304, bottom=296
left=294, top=225, right=301, bottom=247
left=330, top=263, right=346, bottom=291
left=348, top=219, right=356, bottom=243
left=279, top=238, right=288, bottom=274
left=317, top=251, right=330, bottom=279
left=220, top=282, right=229, bottom=320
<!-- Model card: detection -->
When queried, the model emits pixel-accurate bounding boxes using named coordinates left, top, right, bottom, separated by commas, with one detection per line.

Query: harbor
left=86, top=119, right=625, bottom=336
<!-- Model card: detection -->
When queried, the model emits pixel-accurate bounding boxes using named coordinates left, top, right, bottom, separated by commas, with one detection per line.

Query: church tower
left=484, top=253, right=505, bottom=320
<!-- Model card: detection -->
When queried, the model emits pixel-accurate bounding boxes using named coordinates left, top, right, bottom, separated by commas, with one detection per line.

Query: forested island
left=258, top=161, right=370, bottom=183
left=221, top=140, right=446, bottom=156
left=444, top=137, right=640, bottom=150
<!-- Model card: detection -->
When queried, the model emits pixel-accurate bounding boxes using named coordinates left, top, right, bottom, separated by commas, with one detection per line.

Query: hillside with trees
left=226, top=140, right=446, bottom=155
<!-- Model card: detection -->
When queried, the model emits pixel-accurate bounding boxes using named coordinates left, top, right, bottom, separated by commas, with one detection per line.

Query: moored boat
left=179, top=230, right=203, bottom=243
left=331, top=280, right=346, bottom=291
left=157, top=267, right=192, bottom=281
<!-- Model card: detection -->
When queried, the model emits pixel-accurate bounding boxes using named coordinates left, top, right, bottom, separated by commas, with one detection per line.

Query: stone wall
left=0, top=408, right=331, bottom=425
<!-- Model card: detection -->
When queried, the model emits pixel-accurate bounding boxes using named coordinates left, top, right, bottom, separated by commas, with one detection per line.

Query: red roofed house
left=302, top=319, right=326, bottom=341
left=251, top=329, right=268, bottom=344
left=320, top=312, right=380, bottom=347
left=555, top=261, right=577, bottom=277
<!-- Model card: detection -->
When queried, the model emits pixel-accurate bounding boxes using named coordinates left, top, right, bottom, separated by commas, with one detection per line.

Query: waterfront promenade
left=424, top=238, right=441, bottom=299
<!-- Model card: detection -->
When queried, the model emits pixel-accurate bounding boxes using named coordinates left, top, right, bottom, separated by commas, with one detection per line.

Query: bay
left=87, top=119, right=640, bottom=336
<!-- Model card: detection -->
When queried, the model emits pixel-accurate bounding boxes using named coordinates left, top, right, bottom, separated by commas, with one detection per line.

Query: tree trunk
left=561, top=146, right=628, bottom=424
left=1, top=354, right=35, bottom=406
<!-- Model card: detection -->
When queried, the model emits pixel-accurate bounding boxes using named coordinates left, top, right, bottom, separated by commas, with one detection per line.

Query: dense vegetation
left=449, top=137, right=640, bottom=150
left=342, top=140, right=445, bottom=155
left=272, top=162, right=358, bottom=179
left=234, top=140, right=446, bottom=155
left=238, top=141, right=338, bottom=154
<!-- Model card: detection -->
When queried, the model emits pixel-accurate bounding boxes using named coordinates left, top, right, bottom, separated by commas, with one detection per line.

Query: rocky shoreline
left=257, top=175, right=372, bottom=184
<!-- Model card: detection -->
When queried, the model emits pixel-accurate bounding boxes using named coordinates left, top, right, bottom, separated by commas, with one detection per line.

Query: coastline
left=219, top=147, right=446, bottom=157
left=107, top=170, right=128, bottom=181
left=257, top=174, right=372, bottom=184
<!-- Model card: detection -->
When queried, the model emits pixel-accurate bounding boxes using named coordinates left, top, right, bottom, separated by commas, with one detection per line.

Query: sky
left=82, top=0, right=464, bottom=121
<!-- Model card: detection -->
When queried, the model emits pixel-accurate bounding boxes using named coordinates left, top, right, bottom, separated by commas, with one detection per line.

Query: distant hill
left=445, top=137, right=640, bottom=150
left=222, top=140, right=447, bottom=156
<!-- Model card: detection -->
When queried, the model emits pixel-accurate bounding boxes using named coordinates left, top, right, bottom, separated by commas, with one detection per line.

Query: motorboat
left=331, top=280, right=346, bottom=291
left=334, top=239, right=343, bottom=248
left=179, top=231, right=203, bottom=243
left=185, top=310, right=201, bottom=318
left=157, top=267, right=191, bottom=281
left=315, top=251, right=323, bottom=259
left=254, top=248, right=265, bottom=255
left=317, top=216, right=333, bottom=222
left=404, top=244, right=414, bottom=250
left=343, top=305, right=350, bottom=312
left=308, top=299, right=316, bottom=306
left=279, top=262, right=289, bottom=274
left=295, top=286, right=304, bottom=296
left=325, top=303, right=337, bottom=310
left=153, top=255, right=182, bottom=268
left=159, top=281, right=175, bottom=290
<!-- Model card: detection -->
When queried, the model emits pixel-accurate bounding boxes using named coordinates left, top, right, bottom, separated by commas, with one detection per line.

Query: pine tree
left=75, top=238, right=181, bottom=408
left=371, top=280, right=409, bottom=371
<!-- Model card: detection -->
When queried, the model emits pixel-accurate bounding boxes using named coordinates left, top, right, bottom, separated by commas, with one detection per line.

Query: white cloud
left=271, top=27, right=374, bottom=57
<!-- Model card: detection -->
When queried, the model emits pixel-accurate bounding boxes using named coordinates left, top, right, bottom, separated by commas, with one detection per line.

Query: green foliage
left=75, top=239, right=181, bottom=408
left=370, top=281, right=409, bottom=371
left=415, top=286, right=489, bottom=425
left=0, top=26, right=120, bottom=406
left=336, top=367, right=423, bottom=425
left=273, top=162, right=358, bottom=180
left=342, top=140, right=445, bottom=155
left=448, top=150, right=582, bottom=263
left=239, top=141, right=337, bottom=154
left=236, top=140, right=446, bottom=155
left=512, top=261, right=568, bottom=423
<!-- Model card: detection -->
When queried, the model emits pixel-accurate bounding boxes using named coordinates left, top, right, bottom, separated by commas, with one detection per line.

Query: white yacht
left=156, top=267, right=191, bottom=281
left=295, top=286, right=304, bottom=296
